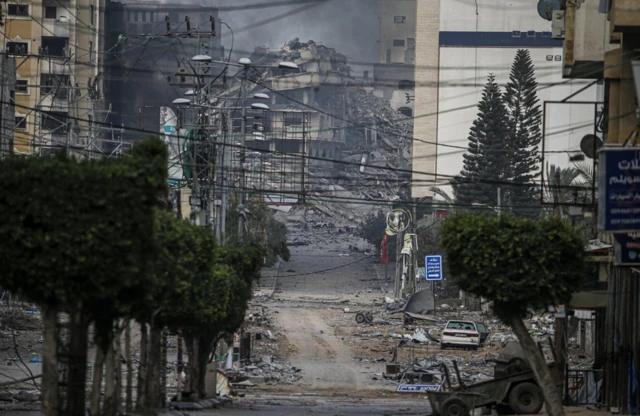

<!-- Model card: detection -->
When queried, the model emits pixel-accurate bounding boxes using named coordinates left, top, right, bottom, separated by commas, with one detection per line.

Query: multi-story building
left=1, top=0, right=104, bottom=155
left=558, top=0, right=640, bottom=412
left=374, top=0, right=416, bottom=116
left=412, top=0, right=599, bottom=198
left=104, top=0, right=222, bottom=138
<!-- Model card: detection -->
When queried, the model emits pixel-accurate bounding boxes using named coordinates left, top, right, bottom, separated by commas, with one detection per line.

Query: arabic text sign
left=614, top=232, right=640, bottom=265
left=396, top=384, right=441, bottom=393
left=599, top=148, right=640, bottom=232
left=425, top=255, right=442, bottom=281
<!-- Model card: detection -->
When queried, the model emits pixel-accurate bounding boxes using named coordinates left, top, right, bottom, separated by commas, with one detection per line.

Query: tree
left=504, top=49, right=542, bottom=211
left=452, top=74, right=511, bottom=207
left=357, top=210, right=396, bottom=255
left=225, top=196, right=290, bottom=266
left=0, top=138, right=168, bottom=416
left=441, top=214, right=587, bottom=416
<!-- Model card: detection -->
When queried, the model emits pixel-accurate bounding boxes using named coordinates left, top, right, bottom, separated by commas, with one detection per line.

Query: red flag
left=380, top=235, right=388, bottom=264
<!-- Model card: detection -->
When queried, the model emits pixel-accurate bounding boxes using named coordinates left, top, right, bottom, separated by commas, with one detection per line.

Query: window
left=14, top=116, right=27, bottom=130
left=45, top=7, right=57, bottom=19
left=512, top=30, right=521, bottom=37
left=141, top=11, right=146, bottom=22
left=398, top=107, right=412, bottom=117
left=41, top=37, right=68, bottom=57
left=40, top=74, right=70, bottom=98
left=541, top=31, right=552, bottom=37
left=386, top=49, right=391, bottom=64
left=89, top=4, right=94, bottom=25
left=89, top=40, right=93, bottom=62
left=41, top=111, right=68, bottom=132
left=134, top=11, right=138, bottom=22
left=393, top=39, right=405, bottom=47
left=546, top=55, right=553, bottom=61
left=15, top=80, right=28, bottom=93
left=149, top=12, right=154, bottom=22
left=527, top=30, right=536, bottom=37
left=6, top=42, right=28, bottom=55
left=398, top=80, right=414, bottom=90
left=8, top=4, right=29, bottom=16
left=394, top=16, right=406, bottom=23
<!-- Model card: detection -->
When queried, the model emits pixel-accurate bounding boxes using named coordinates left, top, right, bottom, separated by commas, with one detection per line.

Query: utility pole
left=237, top=65, right=248, bottom=239
left=551, top=172, right=566, bottom=371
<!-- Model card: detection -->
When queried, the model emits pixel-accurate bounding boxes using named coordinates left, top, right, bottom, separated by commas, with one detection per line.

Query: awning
left=569, top=291, right=608, bottom=309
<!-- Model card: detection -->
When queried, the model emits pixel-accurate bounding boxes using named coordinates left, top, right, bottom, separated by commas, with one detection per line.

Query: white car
left=440, top=320, right=482, bottom=350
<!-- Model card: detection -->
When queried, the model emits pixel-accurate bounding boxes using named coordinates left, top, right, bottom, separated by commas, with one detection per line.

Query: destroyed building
left=216, top=38, right=413, bottom=206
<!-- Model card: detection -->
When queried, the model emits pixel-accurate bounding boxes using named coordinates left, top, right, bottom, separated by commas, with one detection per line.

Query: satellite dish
left=537, top=0, right=562, bottom=21
left=580, top=134, right=603, bottom=159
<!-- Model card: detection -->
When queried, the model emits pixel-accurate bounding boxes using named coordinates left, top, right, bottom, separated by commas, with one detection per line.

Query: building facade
left=1, top=0, right=105, bottom=155
left=412, top=0, right=599, bottom=198
left=374, top=0, right=416, bottom=116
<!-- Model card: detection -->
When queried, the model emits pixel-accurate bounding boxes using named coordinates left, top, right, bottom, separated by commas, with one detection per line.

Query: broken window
left=41, top=111, right=69, bottom=132
left=393, top=39, right=405, bottom=47
left=45, top=6, right=57, bottom=19
left=394, top=16, right=406, bottom=23
left=40, top=74, right=70, bottom=98
left=398, top=107, right=413, bottom=117
left=284, top=113, right=304, bottom=126
left=6, top=42, right=28, bottom=55
left=90, top=4, right=94, bottom=25
left=398, top=80, right=414, bottom=90
left=275, top=140, right=300, bottom=153
left=41, top=37, right=68, bottom=57
left=8, top=4, right=29, bottom=16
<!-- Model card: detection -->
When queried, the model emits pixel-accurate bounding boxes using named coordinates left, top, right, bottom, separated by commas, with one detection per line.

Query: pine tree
left=503, top=49, right=542, bottom=211
left=452, top=73, right=510, bottom=207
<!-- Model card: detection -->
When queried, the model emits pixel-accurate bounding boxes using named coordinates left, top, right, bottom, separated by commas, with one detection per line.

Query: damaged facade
left=216, top=38, right=413, bottom=205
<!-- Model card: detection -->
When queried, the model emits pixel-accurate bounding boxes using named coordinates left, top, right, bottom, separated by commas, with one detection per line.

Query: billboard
left=598, top=148, right=640, bottom=232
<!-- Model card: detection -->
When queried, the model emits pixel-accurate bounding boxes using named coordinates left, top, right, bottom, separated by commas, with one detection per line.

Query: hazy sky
left=209, top=0, right=380, bottom=74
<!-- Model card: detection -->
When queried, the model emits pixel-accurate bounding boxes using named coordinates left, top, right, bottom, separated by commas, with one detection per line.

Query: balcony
left=609, top=0, right=640, bottom=34
left=563, top=1, right=616, bottom=78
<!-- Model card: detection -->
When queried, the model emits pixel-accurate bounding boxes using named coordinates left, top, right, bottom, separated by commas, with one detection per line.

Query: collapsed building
left=216, top=38, right=413, bottom=207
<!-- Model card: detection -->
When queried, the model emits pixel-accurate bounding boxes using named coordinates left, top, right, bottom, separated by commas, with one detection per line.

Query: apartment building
left=560, top=0, right=640, bottom=412
left=1, top=0, right=104, bottom=155
left=412, top=0, right=599, bottom=198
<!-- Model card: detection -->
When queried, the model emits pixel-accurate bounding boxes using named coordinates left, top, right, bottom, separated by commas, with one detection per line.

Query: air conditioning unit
left=551, top=10, right=565, bottom=39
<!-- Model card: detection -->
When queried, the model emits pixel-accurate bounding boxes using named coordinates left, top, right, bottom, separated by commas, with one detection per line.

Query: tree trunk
left=161, top=330, right=167, bottom=403
left=114, top=325, right=122, bottom=415
left=65, top=306, right=89, bottom=416
left=184, top=334, right=199, bottom=397
left=125, top=322, right=132, bottom=413
left=89, top=345, right=105, bottom=416
left=196, top=333, right=216, bottom=399
left=41, top=304, right=58, bottom=416
left=510, top=315, right=565, bottom=416
left=146, top=326, right=163, bottom=408
left=103, top=330, right=116, bottom=416
left=135, top=322, right=148, bottom=410
left=176, top=330, right=183, bottom=401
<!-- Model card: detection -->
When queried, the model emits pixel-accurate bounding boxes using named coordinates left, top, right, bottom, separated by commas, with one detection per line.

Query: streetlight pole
left=238, top=59, right=249, bottom=239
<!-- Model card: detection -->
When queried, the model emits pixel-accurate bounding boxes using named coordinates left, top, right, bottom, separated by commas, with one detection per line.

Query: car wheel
left=440, top=397, right=469, bottom=416
left=355, top=313, right=366, bottom=324
left=508, top=382, right=543, bottom=414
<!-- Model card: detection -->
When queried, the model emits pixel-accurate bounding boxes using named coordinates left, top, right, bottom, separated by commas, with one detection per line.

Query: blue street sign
left=598, top=148, right=640, bottom=232
left=425, top=255, right=442, bottom=281
left=396, top=384, right=441, bottom=393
